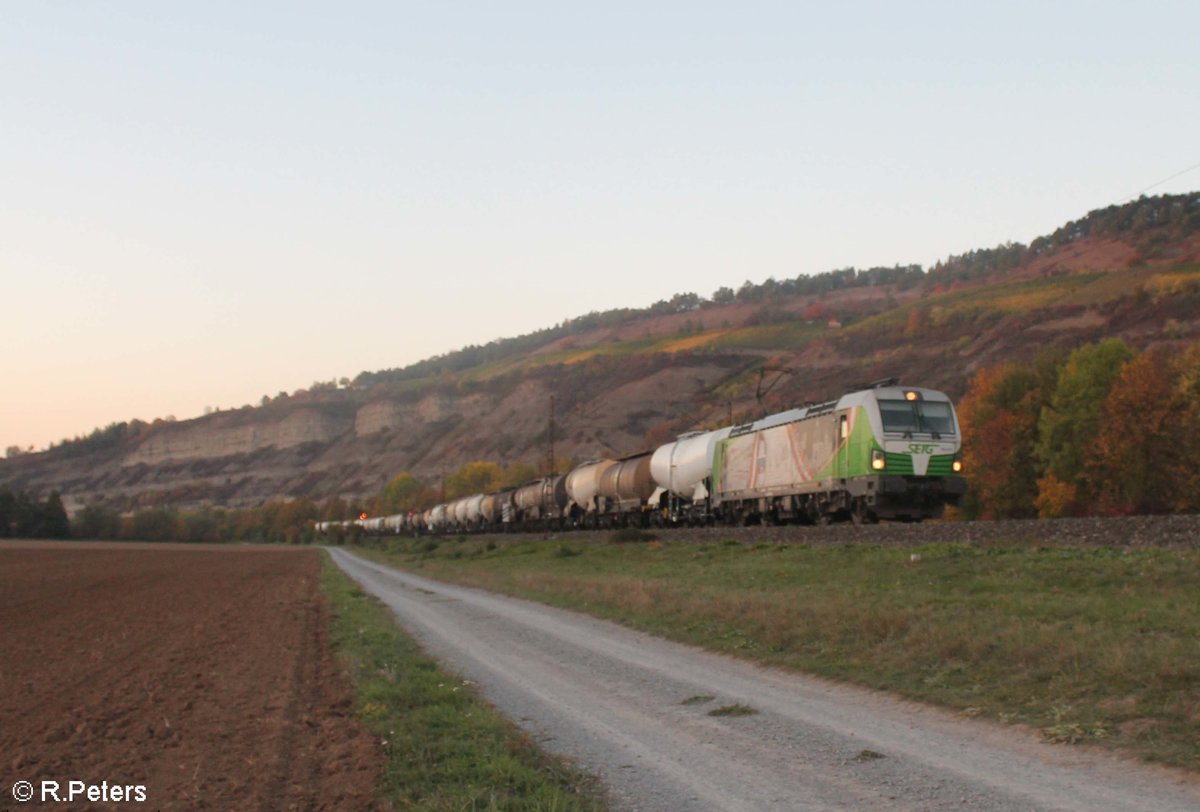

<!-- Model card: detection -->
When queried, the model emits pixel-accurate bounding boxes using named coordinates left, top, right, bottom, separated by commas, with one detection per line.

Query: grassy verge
left=319, top=552, right=608, bottom=811
left=349, top=535, right=1200, bottom=771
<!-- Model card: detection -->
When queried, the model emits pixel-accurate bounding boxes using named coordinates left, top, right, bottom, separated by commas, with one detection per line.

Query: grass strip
left=348, top=535, right=1200, bottom=772
left=319, top=551, right=608, bottom=811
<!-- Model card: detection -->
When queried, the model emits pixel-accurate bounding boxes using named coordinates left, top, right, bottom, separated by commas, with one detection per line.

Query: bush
left=609, top=526, right=657, bottom=543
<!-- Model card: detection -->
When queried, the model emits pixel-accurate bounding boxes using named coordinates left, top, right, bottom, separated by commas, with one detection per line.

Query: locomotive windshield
left=878, top=399, right=956, bottom=435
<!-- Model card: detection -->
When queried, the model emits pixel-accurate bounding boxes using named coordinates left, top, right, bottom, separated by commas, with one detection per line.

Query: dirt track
left=330, top=547, right=1200, bottom=812
left=0, top=542, right=381, bottom=811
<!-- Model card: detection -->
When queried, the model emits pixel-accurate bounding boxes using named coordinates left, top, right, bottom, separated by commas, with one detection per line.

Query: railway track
left=403, top=512, right=1200, bottom=548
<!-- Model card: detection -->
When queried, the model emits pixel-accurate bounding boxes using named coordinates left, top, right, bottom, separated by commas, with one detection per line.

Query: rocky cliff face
left=126, top=408, right=349, bottom=466
left=0, top=353, right=751, bottom=513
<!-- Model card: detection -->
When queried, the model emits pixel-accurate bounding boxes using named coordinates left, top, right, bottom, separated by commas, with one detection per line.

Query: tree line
left=353, top=265, right=925, bottom=389
left=35, top=460, right=546, bottom=545
left=957, top=338, right=1200, bottom=518
left=0, top=487, right=71, bottom=538
left=926, top=192, right=1200, bottom=286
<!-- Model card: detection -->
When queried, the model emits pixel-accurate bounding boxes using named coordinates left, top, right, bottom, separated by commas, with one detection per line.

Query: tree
left=125, top=508, right=181, bottom=542
left=181, top=509, right=226, bottom=543
left=1088, top=348, right=1182, bottom=514
left=903, top=307, right=927, bottom=337
left=40, top=492, right=70, bottom=538
left=380, top=473, right=424, bottom=513
left=445, top=462, right=504, bottom=500
left=957, top=359, right=1054, bottom=519
left=501, top=461, right=540, bottom=489
left=0, top=486, right=13, bottom=536
left=74, top=503, right=122, bottom=539
left=320, top=496, right=351, bottom=521
left=1172, top=342, right=1200, bottom=511
left=11, top=491, right=40, bottom=537
left=711, top=286, right=735, bottom=305
left=271, top=498, right=318, bottom=544
left=1035, top=339, right=1134, bottom=516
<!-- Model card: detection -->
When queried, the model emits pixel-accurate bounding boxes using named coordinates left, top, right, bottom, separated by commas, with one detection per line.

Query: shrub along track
left=0, top=541, right=382, bottom=811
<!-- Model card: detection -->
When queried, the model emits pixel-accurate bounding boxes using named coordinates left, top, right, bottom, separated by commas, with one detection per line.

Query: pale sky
left=3, top=1, right=1199, bottom=452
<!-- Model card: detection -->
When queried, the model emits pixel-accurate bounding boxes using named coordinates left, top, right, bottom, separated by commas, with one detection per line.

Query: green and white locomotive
left=709, top=380, right=965, bottom=524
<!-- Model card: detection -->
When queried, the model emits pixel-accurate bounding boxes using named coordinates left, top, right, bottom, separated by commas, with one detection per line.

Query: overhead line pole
left=548, top=394, right=556, bottom=476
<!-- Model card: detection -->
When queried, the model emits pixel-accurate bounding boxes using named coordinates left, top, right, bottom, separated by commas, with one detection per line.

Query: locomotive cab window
left=879, top=399, right=956, bottom=435
left=917, top=401, right=955, bottom=435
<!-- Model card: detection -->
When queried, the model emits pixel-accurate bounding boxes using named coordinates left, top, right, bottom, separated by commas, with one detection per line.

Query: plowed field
left=0, top=542, right=382, bottom=811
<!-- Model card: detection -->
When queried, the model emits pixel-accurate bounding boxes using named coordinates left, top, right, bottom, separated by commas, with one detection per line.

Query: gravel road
left=328, top=547, right=1200, bottom=812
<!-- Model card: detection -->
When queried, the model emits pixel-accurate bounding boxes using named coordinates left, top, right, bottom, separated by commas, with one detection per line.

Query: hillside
left=4, top=193, right=1200, bottom=513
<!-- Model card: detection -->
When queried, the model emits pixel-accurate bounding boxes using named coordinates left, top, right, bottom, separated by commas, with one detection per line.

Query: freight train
left=315, top=379, right=966, bottom=535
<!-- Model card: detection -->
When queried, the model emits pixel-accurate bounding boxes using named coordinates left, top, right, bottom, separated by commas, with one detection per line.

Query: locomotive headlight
left=871, top=450, right=886, bottom=471
left=905, top=390, right=919, bottom=401
left=952, top=455, right=964, bottom=473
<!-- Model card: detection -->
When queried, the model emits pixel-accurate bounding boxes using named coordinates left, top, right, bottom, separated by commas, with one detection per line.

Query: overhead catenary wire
left=1118, top=160, right=1200, bottom=203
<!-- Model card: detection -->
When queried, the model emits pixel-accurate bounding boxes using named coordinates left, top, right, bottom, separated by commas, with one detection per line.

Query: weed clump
left=609, top=527, right=658, bottom=544
left=708, top=703, right=758, bottom=717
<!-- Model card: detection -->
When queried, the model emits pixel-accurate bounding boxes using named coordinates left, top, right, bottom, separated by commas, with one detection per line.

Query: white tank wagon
left=427, top=504, right=448, bottom=533
left=481, top=489, right=517, bottom=526
left=649, top=425, right=733, bottom=523
left=383, top=513, right=407, bottom=534
left=513, top=480, right=543, bottom=517
left=480, top=493, right=501, bottom=523
left=565, top=459, right=618, bottom=522
left=451, top=497, right=471, bottom=529
left=465, top=494, right=486, bottom=527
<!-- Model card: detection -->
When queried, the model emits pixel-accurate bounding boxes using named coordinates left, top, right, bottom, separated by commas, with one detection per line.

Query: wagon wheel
left=851, top=500, right=879, bottom=526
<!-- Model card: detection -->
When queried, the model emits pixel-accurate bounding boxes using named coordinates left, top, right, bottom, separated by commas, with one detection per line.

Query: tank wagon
left=597, top=453, right=656, bottom=523
left=315, top=379, right=965, bottom=536
left=565, top=460, right=617, bottom=524
left=649, top=426, right=733, bottom=523
left=513, top=475, right=569, bottom=527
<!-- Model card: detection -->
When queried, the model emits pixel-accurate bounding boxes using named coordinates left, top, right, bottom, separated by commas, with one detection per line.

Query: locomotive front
left=855, top=385, right=966, bottom=521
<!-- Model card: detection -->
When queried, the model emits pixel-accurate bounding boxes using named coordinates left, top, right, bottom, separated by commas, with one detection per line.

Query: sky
left=3, top=1, right=1199, bottom=452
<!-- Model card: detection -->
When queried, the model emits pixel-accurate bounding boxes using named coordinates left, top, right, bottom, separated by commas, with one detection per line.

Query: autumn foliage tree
left=1034, top=339, right=1134, bottom=516
left=1090, top=346, right=1198, bottom=514
left=957, top=358, right=1055, bottom=519
left=960, top=337, right=1200, bottom=520
left=1094, top=347, right=1185, bottom=513
left=444, top=462, right=504, bottom=500
left=379, top=472, right=425, bottom=514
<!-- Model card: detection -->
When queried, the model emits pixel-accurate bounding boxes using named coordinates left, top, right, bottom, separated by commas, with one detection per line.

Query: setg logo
left=908, top=443, right=937, bottom=454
